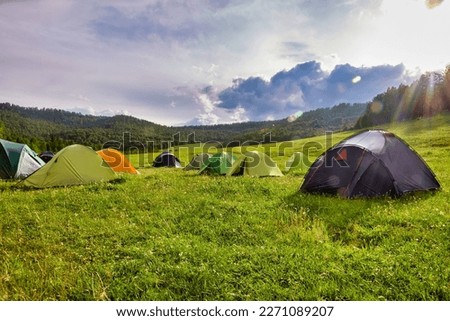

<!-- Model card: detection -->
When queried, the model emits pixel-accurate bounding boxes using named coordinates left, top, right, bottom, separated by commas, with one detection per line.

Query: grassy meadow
left=0, top=115, right=449, bottom=300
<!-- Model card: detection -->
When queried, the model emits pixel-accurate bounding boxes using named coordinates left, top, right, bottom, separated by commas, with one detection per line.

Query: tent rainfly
left=22, top=144, right=116, bottom=188
left=0, top=139, right=45, bottom=179
left=97, top=148, right=139, bottom=174
left=300, top=130, right=440, bottom=198
left=152, top=151, right=182, bottom=168
left=198, top=152, right=236, bottom=175
left=184, top=153, right=212, bottom=171
left=227, top=151, right=283, bottom=177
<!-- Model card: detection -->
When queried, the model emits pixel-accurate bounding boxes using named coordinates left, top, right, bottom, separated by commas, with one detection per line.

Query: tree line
left=355, top=68, right=450, bottom=128
left=0, top=101, right=366, bottom=153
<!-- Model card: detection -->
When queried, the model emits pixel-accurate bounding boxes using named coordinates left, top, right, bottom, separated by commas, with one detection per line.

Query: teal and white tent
left=0, top=139, right=45, bottom=179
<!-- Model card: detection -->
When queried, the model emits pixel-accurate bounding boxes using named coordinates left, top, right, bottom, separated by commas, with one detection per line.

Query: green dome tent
left=227, top=151, right=283, bottom=177
left=22, top=144, right=116, bottom=188
left=0, top=139, right=45, bottom=179
left=184, top=153, right=212, bottom=171
left=285, top=152, right=308, bottom=173
left=198, top=152, right=236, bottom=175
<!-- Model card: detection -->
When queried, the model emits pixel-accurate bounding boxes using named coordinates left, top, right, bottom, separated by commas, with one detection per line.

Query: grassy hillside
left=0, top=115, right=449, bottom=300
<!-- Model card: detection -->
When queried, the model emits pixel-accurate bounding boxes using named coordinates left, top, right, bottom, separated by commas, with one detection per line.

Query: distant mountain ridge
left=0, top=102, right=366, bottom=152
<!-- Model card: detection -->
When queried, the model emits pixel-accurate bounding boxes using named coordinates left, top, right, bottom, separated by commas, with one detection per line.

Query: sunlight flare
left=352, top=76, right=362, bottom=84
left=425, top=0, right=445, bottom=9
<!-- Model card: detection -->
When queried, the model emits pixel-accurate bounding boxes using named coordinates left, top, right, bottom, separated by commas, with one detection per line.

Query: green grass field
left=1, top=115, right=449, bottom=300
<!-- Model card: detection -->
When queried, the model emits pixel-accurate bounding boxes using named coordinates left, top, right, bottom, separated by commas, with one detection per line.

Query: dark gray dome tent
left=301, top=130, right=440, bottom=198
left=152, top=151, right=182, bottom=168
left=38, top=151, right=54, bottom=163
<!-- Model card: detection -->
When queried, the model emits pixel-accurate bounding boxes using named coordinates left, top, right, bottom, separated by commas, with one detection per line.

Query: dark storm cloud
left=216, top=61, right=408, bottom=120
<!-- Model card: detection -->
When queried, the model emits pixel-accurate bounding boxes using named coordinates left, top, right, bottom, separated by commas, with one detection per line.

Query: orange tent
left=97, top=148, right=139, bottom=174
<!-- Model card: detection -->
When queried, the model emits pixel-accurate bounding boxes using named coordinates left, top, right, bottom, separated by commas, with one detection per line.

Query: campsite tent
left=300, top=130, right=440, bottom=198
left=152, top=151, right=182, bottom=168
left=227, top=151, right=283, bottom=177
left=184, top=153, right=212, bottom=171
left=0, top=139, right=45, bottom=179
left=198, top=152, right=236, bottom=175
left=285, top=152, right=308, bottom=173
left=38, top=151, right=54, bottom=163
left=22, top=144, right=116, bottom=188
left=97, top=148, right=139, bottom=174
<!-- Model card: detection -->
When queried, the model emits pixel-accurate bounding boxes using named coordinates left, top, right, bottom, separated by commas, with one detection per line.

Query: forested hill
left=355, top=69, right=450, bottom=128
left=0, top=102, right=366, bottom=153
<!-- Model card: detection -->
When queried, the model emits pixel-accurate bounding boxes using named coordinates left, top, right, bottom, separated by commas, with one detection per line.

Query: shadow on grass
left=393, top=189, right=442, bottom=202
left=109, top=177, right=127, bottom=184
left=0, top=181, right=35, bottom=192
left=1, top=176, right=128, bottom=192
left=282, top=189, right=439, bottom=243
left=283, top=188, right=442, bottom=245
left=284, top=191, right=374, bottom=225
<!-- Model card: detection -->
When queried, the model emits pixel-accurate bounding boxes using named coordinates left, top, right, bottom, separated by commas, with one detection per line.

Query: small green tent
left=227, top=151, right=283, bottom=177
left=22, top=144, right=116, bottom=188
left=0, top=139, right=45, bottom=179
left=285, top=152, right=308, bottom=173
left=198, top=152, right=236, bottom=175
left=184, top=153, right=212, bottom=171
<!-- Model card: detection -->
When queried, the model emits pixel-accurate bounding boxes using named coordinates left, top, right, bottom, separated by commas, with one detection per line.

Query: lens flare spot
left=287, top=110, right=303, bottom=122
left=425, top=0, right=444, bottom=9
left=352, top=75, right=362, bottom=84
left=370, top=101, right=383, bottom=114
left=337, top=83, right=346, bottom=93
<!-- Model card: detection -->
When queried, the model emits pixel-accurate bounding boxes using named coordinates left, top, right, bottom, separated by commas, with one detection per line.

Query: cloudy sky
left=0, top=0, right=449, bottom=125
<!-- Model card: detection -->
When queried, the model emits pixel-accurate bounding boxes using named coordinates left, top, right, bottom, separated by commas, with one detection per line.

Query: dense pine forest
left=0, top=102, right=366, bottom=153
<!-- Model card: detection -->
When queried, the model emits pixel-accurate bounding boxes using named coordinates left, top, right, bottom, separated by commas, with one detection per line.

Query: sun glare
left=392, top=71, right=443, bottom=121
left=352, top=76, right=362, bottom=84
left=351, top=0, right=450, bottom=73
left=425, top=0, right=445, bottom=9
